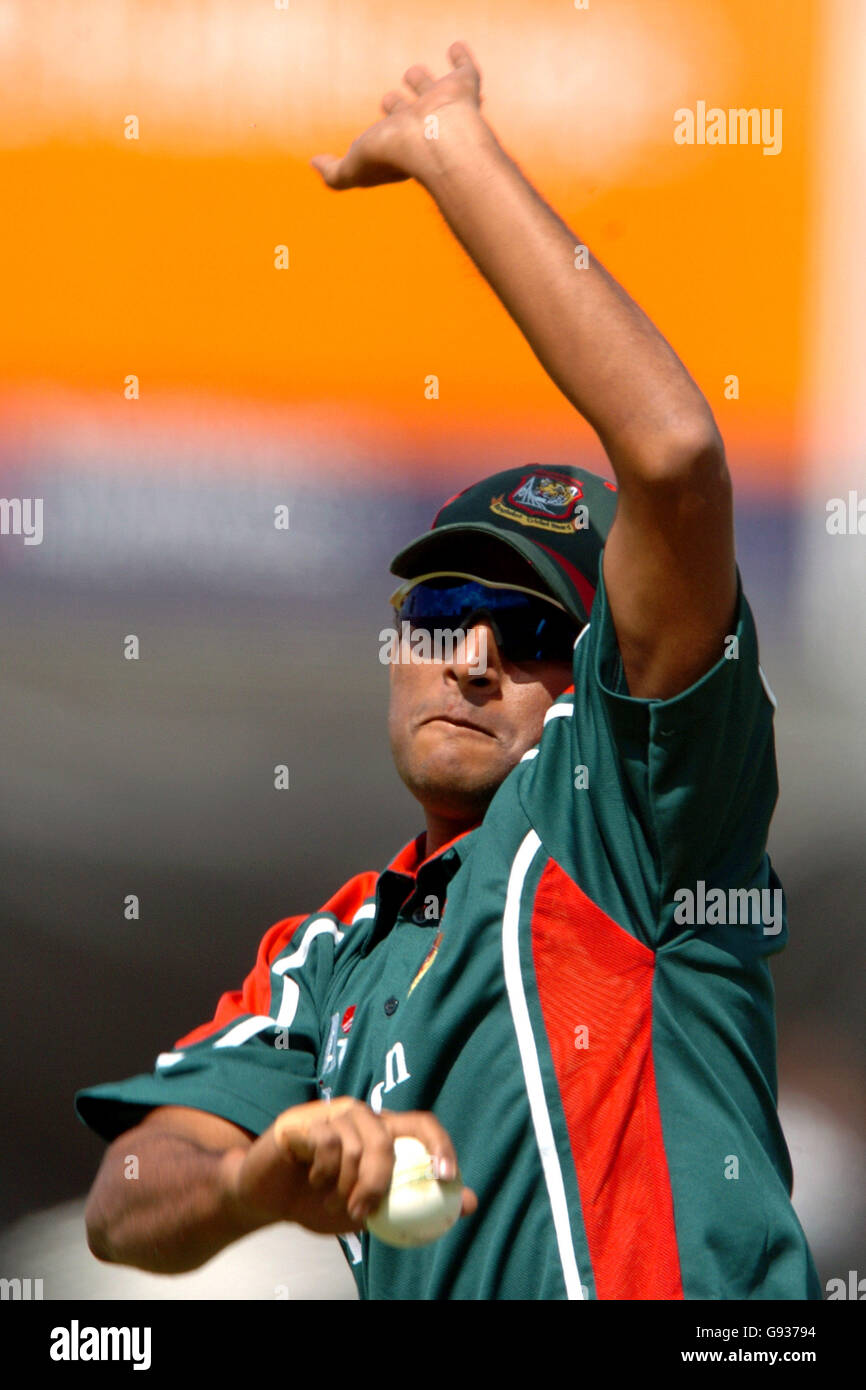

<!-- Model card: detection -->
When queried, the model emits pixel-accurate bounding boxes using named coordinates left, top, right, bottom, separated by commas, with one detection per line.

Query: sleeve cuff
left=75, top=1073, right=303, bottom=1144
left=591, top=565, right=765, bottom=734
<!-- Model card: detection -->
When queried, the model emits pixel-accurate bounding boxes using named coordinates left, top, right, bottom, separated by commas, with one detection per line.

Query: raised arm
left=312, top=42, right=736, bottom=699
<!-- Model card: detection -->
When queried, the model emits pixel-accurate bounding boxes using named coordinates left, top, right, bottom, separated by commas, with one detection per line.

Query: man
left=77, top=43, right=820, bottom=1299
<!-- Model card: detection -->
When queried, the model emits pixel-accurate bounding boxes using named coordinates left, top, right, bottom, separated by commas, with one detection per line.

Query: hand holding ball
left=366, top=1136, right=464, bottom=1247
left=268, top=1098, right=474, bottom=1243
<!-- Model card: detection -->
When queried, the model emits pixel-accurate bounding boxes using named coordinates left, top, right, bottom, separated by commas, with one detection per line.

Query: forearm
left=419, top=110, right=722, bottom=477
left=85, top=1132, right=261, bottom=1274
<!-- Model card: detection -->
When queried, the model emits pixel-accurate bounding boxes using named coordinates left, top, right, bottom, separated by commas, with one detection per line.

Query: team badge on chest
left=408, top=931, right=443, bottom=997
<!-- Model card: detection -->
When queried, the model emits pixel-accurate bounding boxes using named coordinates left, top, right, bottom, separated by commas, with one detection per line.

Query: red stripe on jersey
left=531, top=858, right=684, bottom=1300
left=319, top=870, right=380, bottom=928
left=173, top=871, right=379, bottom=1049
left=173, top=913, right=308, bottom=1048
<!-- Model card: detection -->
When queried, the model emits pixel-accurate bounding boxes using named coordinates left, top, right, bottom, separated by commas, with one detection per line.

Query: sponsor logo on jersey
left=341, top=1005, right=356, bottom=1033
left=490, top=470, right=585, bottom=533
left=370, top=1041, right=412, bottom=1113
left=322, top=1011, right=351, bottom=1075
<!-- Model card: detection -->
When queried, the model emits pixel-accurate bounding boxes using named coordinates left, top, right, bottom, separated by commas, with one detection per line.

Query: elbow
left=666, top=425, right=727, bottom=485
left=622, top=426, right=730, bottom=502
left=604, top=408, right=730, bottom=494
left=84, top=1194, right=116, bottom=1265
left=654, top=418, right=729, bottom=489
left=84, top=1147, right=126, bottom=1265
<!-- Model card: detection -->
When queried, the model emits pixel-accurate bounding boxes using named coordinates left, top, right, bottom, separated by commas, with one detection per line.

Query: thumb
left=310, top=154, right=341, bottom=185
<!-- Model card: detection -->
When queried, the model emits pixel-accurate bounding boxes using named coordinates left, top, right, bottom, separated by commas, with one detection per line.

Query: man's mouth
left=421, top=714, right=495, bottom=737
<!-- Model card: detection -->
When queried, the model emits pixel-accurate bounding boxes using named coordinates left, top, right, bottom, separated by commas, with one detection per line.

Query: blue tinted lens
left=400, top=581, right=525, bottom=619
left=397, top=581, right=577, bottom=661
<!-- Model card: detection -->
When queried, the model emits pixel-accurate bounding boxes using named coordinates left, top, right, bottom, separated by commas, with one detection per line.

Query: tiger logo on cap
left=490, top=470, right=587, bottom=533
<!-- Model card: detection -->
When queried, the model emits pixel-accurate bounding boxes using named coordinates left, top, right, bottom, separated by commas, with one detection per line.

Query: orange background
left=0, top=0, right=816, bottom=484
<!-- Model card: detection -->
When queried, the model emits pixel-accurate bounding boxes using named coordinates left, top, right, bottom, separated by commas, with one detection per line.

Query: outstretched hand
left=311, top=41, right=485, bottom=190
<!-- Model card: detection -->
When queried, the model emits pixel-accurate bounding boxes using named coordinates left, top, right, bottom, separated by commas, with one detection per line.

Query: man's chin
left=399, top=755, right=514, bottom=822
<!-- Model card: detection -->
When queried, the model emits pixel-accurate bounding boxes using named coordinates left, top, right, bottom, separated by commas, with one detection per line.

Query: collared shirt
left=76, top=568, right=821, bottom=1300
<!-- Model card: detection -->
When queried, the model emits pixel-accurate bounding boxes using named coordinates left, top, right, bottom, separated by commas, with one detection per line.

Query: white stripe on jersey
left=271, top=916, right=345, bottom=975
left=214, top=917, right=342, bottom=1050
left=340, top=1233, right=364, bottom=1265
left=543, top=702, right=574, bottom=725
left=502, top=829, right=586, bottom=1301
left=213, top=976, right=300, bottom=1049
left=758, top=663, right=778, bottom=709
left=156, top=1051, right=185, bottom=1068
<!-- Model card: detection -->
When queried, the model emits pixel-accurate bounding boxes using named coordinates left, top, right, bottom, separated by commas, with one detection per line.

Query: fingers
left=461, top=1187, right=479, bottom=1218
left=309, top=154, right=340, bottom=187
left=448, top=40, right=481, bottom=86
left=270, top=1098, right=477, bottom=1236
left=341, top=1104, right=400, bottom=1224
left=306, top=1111, right=364, bottom=1191
left=402, top=64, right=436, bottom=97
left=381, top=90, right=409, bottom=116
left=279, top=1099, right=397, bottom=1226
left=379, top=1108, right=459, bottom=1180
left=273, top=1095, right=355, bottom=1160
left=384, top=45, right=478, bottom=116
left=378, top=1110, right=479, bottom=1224
left=311, top=41, right=483, bottom=194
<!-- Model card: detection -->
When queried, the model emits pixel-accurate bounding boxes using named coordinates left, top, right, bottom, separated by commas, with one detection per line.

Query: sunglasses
left=389, top=572, right=582, bottom=664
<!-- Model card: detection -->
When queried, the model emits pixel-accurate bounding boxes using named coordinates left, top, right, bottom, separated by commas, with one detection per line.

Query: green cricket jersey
left=76, top=565, right=821, bottom=1300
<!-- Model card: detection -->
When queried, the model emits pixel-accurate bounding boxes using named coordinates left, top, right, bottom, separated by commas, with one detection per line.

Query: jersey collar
left=385, top=825, right=476, bottom=881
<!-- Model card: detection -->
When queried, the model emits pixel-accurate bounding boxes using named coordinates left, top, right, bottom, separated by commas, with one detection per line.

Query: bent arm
left=420, top=112, right=719, bottom=488
left=418, top=108, right=735, bottom=699
left=314, top=44, right=736, bottom=698
left=84, top=1106, right=260, bottom=1274
left=84, top=1097, right=477, bottom=1275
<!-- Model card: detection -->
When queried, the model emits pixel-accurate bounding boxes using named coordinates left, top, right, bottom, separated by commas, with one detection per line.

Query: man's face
left=388, top=620, right=574, bottom=825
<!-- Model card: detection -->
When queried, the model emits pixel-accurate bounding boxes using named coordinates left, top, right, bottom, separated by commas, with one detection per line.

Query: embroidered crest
left=408, top=931, right=443, bottom=997
left=490, top=470, right=586, bottom=533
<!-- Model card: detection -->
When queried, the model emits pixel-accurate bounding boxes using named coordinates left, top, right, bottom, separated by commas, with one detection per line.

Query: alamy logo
left=673, top=880, right=783, bottom=935
left=49, top=1321, right=151, bottom=1370
left=825, top=1270, right=866, bottom=1300
left=0, top=497, right=43, bottom=545
left=826, top=491, right=866, bottom=535
left=379, top=623, right=487, bottom=676
left=0, top=1277, right=43, bottom=1299
left=674, top=103, right=782, bottom=156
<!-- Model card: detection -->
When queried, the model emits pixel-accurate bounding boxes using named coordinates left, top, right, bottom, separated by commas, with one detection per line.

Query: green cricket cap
left=390, top=464, right=619, bottom=627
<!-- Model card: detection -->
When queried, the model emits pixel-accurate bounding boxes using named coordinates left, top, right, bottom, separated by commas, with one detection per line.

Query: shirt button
left=384, top=996, right=399, bottom=1016
left=412, top=907, right=430, bottom=925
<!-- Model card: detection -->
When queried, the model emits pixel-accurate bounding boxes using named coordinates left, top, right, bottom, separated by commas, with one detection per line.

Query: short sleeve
left=520, top=561, right=782, bottom=949
left=75, top=911, right=337, bottom=1142
left=586, top=563, right=778, bottom=899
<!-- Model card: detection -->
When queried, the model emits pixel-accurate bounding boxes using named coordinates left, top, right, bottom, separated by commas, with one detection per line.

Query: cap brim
left=389, top=522, right=586, bottom=623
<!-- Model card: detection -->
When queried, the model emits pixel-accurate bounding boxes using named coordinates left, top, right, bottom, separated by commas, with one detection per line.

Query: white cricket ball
left=365, top=1136, right=463, bottom=1248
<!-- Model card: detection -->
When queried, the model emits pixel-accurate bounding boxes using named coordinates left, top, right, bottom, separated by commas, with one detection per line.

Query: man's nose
left=447, top=621, right=502, bottom=685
